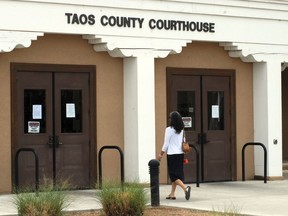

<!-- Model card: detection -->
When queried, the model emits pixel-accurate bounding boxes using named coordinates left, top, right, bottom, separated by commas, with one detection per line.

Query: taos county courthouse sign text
left=65, top=13, right=216, bottom=33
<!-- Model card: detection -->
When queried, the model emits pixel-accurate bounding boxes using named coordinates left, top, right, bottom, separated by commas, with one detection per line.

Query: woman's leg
left=169, top=180, right=185, bottom=196
left=167, top=182, right=177, bottom=198
left=174, top=179, right=186, bottom=191
left=171, top=182, right=177, bottom=195
left=174, top=179, right=191, bottom=200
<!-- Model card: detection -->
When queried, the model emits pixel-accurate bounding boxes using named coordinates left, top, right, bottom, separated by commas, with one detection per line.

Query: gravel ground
left=65, top=206, right=212, bottom=216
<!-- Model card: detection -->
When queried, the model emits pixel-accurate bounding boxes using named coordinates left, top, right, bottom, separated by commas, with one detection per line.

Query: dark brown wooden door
left=12, top=65, right=93, bottom=189
left=282, top=68, right=288, bottom=162
left=168, top=73, right=232, bottom=182
left=202, top=76, right=231, bottom=181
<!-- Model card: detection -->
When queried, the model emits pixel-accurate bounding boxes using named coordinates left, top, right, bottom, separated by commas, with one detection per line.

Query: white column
left=253, top=60, right=282, bottom=177
left=123, top=52, right=155, bottom=182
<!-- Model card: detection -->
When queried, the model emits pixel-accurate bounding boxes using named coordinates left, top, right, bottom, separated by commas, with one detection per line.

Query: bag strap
left=182, top=129, right=186, bottom=142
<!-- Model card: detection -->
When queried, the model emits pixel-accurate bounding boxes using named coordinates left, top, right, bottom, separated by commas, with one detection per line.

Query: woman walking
left=157, top=111, right=191, bottom=200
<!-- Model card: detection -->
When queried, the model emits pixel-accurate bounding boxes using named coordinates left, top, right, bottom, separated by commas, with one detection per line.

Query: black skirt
left=167, top=154, right=184, bottom=182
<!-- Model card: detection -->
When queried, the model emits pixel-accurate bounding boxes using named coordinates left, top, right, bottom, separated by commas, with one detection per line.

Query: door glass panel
left=177, top=91, right=195, bottom=131
left=207, top=91, right=224, bottom=130
left=24, top=89, right=46, bottom=134
left=61, top=90, right=82, bottom=133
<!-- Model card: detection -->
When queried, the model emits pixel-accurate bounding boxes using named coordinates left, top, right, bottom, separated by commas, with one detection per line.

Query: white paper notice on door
left=32, top=105, right=42, bottom=119
left=212, top=105, right=219, bottom=118
left=66, top=103, right=76, bottom=118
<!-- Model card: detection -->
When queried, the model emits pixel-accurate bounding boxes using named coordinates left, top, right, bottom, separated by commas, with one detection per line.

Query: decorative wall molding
left=0, top=31, right=43, bottom=53
left=83, top=34, right=191, bottom=58
left=2, top=29, right=288, bottom=64
left=220, top=42, right=288, bottom=63
left=1, top=0, right=288, bottom=51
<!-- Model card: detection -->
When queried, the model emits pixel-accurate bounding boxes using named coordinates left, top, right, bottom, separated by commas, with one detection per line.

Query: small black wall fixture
left=242, top=142, right=267, bottom=183
left=15, top=148, right=39, bottom=191
left=98, top=145, right=124, bottom=189
left=189, top=144, right=200, bottom=187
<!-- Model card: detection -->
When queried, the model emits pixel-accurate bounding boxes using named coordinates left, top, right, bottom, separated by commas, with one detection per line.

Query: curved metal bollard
left=242, top=142, right=267, bottom=183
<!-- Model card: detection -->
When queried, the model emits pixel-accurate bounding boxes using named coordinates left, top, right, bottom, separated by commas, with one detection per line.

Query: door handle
left=197, top=133, right=210, bottom=144
left=55, top=135, right=62, bottom=146
left=47, top=135, right=62, bottom=147
left=47, top=135, right=54, bottom=147
left=197, top=133, right=202, bottom=144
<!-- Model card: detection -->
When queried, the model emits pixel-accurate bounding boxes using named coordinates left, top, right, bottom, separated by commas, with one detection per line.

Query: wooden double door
left=167, top=68, right=235, bottom=182
left=12, top=64, right=95, bottom=189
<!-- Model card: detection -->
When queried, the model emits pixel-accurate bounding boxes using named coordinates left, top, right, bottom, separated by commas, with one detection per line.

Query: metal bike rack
left=189, top=144, right=200, bottom=187
left=98, top=145, right=124, bottom=189
left=15, top=148, right=39, bottom=191
left=242, top=142, right=267, bottom=183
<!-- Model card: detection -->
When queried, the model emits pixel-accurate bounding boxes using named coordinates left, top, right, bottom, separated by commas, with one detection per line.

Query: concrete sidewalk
left=161, top=180, right=288, bottom=216
left=1, top=180, right=288, bottom=216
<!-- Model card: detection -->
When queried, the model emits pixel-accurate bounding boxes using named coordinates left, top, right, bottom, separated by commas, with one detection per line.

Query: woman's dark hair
left=169, top=111, right=184, bottom=134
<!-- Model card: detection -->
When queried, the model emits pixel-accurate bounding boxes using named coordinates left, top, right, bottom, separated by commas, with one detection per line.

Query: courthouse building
left=0, top=0, right=288, bottom=193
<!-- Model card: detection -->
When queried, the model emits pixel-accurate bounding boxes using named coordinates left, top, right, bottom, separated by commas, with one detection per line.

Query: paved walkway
left=1, top=180, right=288, bottom=216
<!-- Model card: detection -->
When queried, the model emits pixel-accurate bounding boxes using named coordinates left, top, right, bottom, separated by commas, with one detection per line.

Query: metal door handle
left=197, top=133, right=210, bottom=144
left=55, top=136, right=62, bottom=146
left=47, top=135, right=62, bottom=147
left=197, top=133, right=202, bottom=144
left=47, top=136, right=54, bottom=147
